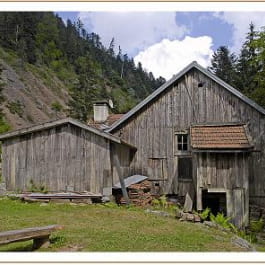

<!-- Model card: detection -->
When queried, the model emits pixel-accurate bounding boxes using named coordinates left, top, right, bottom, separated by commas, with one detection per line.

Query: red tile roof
left=88, top=114, right=124, bottom=130
left=190, top=124, right=252, bottom=149
left=106, top=114, right=124, bottom=126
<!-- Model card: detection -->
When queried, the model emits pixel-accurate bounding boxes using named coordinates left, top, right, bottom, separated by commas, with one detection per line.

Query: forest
left=209, top=23, right=265, bottom=108
left=0, top=13, right=265, bottom=132
left=0, top=12, right=165, bottom=125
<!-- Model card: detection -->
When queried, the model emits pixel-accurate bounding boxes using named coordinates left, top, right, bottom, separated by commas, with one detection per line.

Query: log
left=0, top=225, right=63, bottom=249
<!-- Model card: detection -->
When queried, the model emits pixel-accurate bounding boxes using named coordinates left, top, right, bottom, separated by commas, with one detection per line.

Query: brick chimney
left=93, top=100, right=113, bottom=123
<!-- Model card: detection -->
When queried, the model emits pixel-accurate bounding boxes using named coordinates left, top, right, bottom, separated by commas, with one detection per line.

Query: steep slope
left=0, top=48, right=69, bottom=130
left=0, top=12, right=166, bottom=131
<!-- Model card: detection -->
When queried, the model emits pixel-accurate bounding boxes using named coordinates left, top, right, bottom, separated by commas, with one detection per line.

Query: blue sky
left=57, top=11, right=233, bottom=53
left=56, top=11, right=265, bottom=80
left=174, top=12, right=234, bottom=50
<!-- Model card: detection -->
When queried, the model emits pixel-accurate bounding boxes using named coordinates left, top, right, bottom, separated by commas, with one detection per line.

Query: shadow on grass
left=0, top=236, right=66, bottom=252
left=0, top=241, right=33, bottom=252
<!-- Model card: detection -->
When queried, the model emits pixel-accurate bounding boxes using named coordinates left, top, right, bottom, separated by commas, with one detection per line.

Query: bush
left=250, top=218, right=265, bottom=233
left=7, top=100, right=24, bottom=117
left=159, top=195, right=167, bottom=209
left=210, top=212, right=231, bottom=229
left=151, top=198, right=160, bottom=209
left=210, top=211, right=259, bottom=244
left=237, top=230, right=258, bottom=244
left=28, top=179, right=48, bottom=193
left=51, top=101, right=63, bottom=113
left=199, top=207, right=211, bottom=221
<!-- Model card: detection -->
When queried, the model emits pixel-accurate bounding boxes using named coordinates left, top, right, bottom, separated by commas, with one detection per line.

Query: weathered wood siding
left=111, top=143, right=135, bottom=185
left=112, top=68, right=265, bottom=205
left=196, top=152, right=249, bottom=227
left=2, top=123, right=114, bottom=193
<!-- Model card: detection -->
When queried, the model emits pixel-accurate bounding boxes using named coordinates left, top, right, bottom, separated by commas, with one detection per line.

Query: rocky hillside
left=0, top=12, right=165, bottom=132
left=0, top=47, right=69, bottom=130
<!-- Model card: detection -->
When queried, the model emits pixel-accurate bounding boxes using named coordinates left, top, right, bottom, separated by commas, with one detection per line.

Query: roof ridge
left=0, top=117, right=125, bottom=146
left=107, top=61, right=265, bottom=133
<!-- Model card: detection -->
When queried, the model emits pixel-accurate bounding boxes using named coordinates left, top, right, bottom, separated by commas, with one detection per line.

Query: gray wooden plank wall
left=2, top=124, right=114, bottom=194
left=112, top=68, right=265, bottom=204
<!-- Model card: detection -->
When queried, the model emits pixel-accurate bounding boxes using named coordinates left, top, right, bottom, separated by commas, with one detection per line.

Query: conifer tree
left=209, top=46, right=238, bottom=87
left=236, top=22, right=258, bottom=94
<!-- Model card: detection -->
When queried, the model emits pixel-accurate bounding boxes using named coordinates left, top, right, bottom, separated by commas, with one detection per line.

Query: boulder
left=231, top=236, right=256, bottom=251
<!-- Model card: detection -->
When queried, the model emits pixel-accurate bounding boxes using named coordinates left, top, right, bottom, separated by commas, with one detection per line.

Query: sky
left=57, top=11, right=265, bottom=80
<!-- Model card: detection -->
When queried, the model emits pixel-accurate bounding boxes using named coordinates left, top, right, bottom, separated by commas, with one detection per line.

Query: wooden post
left=112, top=144, right=130, bottom=205
left=243, top=154, right=249, bottom=227
left=33, top=236, right=50, bottom=249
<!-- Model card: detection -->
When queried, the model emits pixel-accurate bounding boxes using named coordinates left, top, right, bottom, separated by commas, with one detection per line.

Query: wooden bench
left=0, top=225, right=63, bottom=250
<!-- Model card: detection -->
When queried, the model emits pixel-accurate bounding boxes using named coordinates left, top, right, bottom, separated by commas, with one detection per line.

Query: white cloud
left=214, top=12, right=265, bottom=52
left=78, top=12, right=189, bottom=56
left=134, top=36, right=214, bottom=80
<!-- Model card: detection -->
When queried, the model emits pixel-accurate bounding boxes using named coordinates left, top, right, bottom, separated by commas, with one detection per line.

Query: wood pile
left=117, top=180, right=155, bottom=207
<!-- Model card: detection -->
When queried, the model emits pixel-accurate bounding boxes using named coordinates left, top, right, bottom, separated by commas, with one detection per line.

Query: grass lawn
left=0, top=197, right=251, bottom=252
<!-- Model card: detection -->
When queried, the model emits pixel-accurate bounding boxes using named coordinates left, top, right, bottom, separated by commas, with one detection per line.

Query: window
left=177, top=134, right=188, bottom=151
left=178, top=157, right=192, bottom=180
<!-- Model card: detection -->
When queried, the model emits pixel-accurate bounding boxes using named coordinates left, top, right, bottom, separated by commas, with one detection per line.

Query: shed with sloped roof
left=0, top=118, right=136, bottom=195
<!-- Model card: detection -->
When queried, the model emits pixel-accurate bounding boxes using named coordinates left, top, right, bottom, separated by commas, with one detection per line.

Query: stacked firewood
left=118, top=180, right=155, bottom=207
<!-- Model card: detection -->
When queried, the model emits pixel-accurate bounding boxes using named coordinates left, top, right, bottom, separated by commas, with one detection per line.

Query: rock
left=231, top=236, right=256, bottom=251
left=177, top=211, right=201, bottom=223
left=102, top=196, right=110, bottom=203
left=40, top=203, right=48, bottom=206
left=204, top=221, right=219, bottom=228
left=186, top=213, right=195, bottom=222
left=194, top=214, right=201, bottom=222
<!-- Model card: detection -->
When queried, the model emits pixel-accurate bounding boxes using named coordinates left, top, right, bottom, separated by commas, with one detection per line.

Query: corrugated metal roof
left=113, top=175, right=148, bottom=189
left=190, top=124, right=253, bottom=149
left=107, top=61, right=265, bottom=133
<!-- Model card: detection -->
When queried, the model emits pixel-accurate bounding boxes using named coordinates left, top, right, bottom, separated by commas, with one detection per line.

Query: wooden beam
left=0, top=225, right=63, bottom=248
left=112, top=144, right=130, bottom=205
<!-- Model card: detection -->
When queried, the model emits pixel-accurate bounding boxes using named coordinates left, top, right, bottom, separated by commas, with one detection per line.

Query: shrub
left=159, top=195, right=167, bottom=209
left=210, top=212, right=231, bottom=229
left=199, top=207, right=211, bottom=221
left=28, top=179, right=48, bottom=193
left=7, top=100, right=24, bottom=117
left=237, top=230, right=258, bottom=244
left=51, top=101, right=63, bottom=113
left=151, top=198, right=160, bottom=209
left=250, top=218, right=265, bottom=233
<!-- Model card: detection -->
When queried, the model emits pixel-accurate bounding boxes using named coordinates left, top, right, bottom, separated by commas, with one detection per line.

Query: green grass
left=0, top=197, right=248, bottom=252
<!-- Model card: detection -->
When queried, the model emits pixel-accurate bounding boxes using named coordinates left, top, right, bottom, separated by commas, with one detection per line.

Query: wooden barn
left=107, top=61, right=265, bottom=228
left=0, top=118, right=136, bottom=195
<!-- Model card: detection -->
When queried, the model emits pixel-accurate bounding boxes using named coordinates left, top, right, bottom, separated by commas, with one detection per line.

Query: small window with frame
left=177, top=134, right=188, bottom=151
left=174, top=132, right=189, bottom=153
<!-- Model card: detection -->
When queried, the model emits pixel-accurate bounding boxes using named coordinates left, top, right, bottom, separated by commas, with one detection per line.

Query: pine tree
left=236, top=22, right=258, bottom=94
left=108, top=37, right=115, bottom=57
left=247, top=24, right=265, bottom=107
left=209, top=46, right=238, bottom=87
